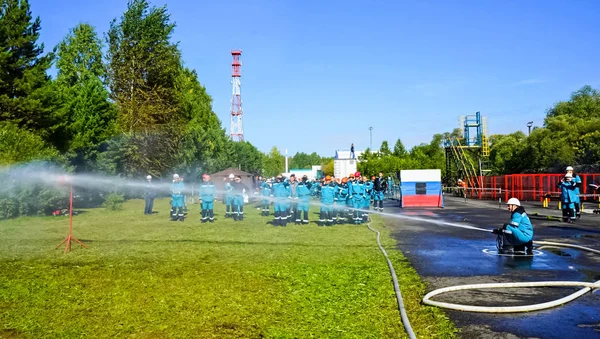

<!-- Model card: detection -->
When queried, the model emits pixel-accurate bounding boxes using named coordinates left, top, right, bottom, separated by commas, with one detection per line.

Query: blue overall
left=505, top=206, right=534, bottom=245
left=320, top=183, right=336, bottom=225
left=170, top=181, right=185, bottom=220
left=199, top=181, right=216, bottom=222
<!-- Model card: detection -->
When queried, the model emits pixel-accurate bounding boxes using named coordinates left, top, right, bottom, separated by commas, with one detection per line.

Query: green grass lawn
left=0, top=198, right=457, bottom=338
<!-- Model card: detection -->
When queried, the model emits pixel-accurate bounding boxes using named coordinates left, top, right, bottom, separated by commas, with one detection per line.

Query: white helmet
left=566, top=166, right=574, bottom=171
left=229, top=174, right=235, bottom=179
left=565, top=173, right=573, bottom=178
left=173, top=174, right=179, bottom=179
left=506, top=197, right=520, bottom=206
left=146, top=175, right=152, bottom=180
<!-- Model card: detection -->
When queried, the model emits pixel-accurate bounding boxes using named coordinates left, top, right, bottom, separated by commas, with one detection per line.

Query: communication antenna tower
left=230, top=50, right=243, bottom=141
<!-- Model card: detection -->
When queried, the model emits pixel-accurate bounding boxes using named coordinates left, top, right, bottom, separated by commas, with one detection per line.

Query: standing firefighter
left=373, top=172, right=387, bottom=211
left=170, top=174, right=185, bottom=221
left=566, top=166, right=582, bottom=219
left=320, top=175, right=336, bottom=226
left=231, top=176, right=248, bottom=221
left=492, top=198, right=534, bottom=255
left=297, top=175, right=312, bottom=224
left=558, top=173, right=577, bottom=223
left=336, top=177, right=349, bottom=223
left=144, top=175, right=156, bottom=215
left=260, top=179, right=273, bottom=216
left=348, top=172, right=366, bottom=224
left=224, top=174, right=235, bottom=218
left=199, top=174, right=216, bottom=223
left=288, top=174, right=300, bottom=224
left=272, top=175, right=290, bottom=226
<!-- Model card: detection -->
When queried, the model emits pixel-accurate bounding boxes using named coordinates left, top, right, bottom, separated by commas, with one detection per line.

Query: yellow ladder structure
left=481, top=118, right=490, bottom=157
left=447, top=137, right=482, bottom=188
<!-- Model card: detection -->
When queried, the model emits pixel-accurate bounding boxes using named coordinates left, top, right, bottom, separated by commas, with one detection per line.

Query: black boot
left=239, top=206, right=244, bottom=220
left=525, top=240, right=533, bottom=255
left=274, top=211, right=280, bottom=226
left=303, top=210, right=309, bottom=224
left=500, top=245, right=514, bottom=254
left=225, top=205, right=231, bottom=218
left=201, top=209, right=207, bottom=223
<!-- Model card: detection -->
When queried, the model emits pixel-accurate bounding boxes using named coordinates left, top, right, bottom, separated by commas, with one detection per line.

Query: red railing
left=464, top=173, right=600, bottom=202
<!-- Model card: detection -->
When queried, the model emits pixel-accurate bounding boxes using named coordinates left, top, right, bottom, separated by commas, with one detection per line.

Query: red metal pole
left=69, top=185, right=73, bottom=238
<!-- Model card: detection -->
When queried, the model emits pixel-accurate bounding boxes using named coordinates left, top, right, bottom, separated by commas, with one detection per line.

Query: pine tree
left=55, top=23, right=115, bottom=165
left=105, top=0, right=184, bottom=177
left=0, top=0, right=54, bottom=138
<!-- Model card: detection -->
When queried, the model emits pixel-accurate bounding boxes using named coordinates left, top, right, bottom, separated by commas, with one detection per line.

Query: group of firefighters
left=148, top=171, right=389, bottom=226
left=257, top=171, right=388, bottom=226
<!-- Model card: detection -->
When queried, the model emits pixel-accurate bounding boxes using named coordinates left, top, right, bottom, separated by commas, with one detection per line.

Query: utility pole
left=527, top=121, right=533, bottom=136
left=369, top=126, right=373, bottom=150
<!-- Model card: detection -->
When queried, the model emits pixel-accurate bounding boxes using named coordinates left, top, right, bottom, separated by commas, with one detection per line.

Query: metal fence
left=448, top=173, right=600, bottom=204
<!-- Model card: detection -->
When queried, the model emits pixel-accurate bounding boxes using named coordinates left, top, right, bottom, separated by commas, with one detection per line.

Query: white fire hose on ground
left=422, top=235, right=600, bottom=313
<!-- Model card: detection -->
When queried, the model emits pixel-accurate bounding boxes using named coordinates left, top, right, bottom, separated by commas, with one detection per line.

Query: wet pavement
left=383, top=196, right=600, bottom=339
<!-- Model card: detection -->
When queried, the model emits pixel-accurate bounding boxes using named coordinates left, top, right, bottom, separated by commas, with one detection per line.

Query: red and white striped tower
left=230, top=50, right=243, bottom=141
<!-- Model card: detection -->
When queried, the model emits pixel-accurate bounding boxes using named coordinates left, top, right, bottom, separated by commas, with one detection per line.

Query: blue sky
left=31, top=0, right=600, bottom=157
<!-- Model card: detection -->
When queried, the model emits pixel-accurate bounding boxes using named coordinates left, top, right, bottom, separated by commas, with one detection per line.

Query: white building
left=333, top=149, right=363, bottom=178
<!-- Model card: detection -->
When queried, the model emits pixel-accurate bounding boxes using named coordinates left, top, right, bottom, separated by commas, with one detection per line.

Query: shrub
left=102, top=192, right=125, bottom=210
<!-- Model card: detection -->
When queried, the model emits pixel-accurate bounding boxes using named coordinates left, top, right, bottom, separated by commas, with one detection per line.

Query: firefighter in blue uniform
left=348, top=172, right=366, bottom=224
left=373, top=172, right=387, bottom=211
left=336, top=177, right=349, bottom=224
left=363, top=176, right=374, bottom=222
left=297, top=175, right=312, bottom=224
left=224, top=174, right=235, bottom=218
left=272, top=175, right=290, bottom=226
left=231, top=176, right=248, bottom=221
left=199, top=174, right=216, bottom=223
left=170, top=174, right=185, bottom=221
left=261, top=179, right=272, bottom=216
left=558, top=172, right=577, bottom=223
left=320, top=175, right=336, bottom=226
left=288, top=174, right=300, bottom=224
left=492, top=198, right=534, bottom=254
left=144, top=175, right=156, bottom=215
left=566, top=166, right=582, bottom=219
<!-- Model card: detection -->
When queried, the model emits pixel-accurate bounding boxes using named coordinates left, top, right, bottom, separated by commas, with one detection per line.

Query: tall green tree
left=393, top=138, right=407, bottom=157
left=176, top=67, right=231, bottom=177
left=289, top=152, right=322, bottom=169
left=105, top=0, right=183, bottom=177
left=262, top=147, right=285, bottom=177
left=54, top=23, right=115, bottom=167
left=0, top=0, right=55, bottom=141
left=379, top=140, right=391, bottom=156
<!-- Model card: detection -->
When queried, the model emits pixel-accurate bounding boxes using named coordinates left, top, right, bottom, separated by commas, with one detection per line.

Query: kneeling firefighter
left=492, top=198, right=534, bottom=254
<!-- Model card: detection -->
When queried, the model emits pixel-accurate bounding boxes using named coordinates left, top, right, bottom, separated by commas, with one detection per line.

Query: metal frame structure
left=444, top=111, right=490, bottom=187
left=230, top=50, right=243, bottom=141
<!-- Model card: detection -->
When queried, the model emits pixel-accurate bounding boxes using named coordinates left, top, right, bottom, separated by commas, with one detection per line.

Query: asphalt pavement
left=382, top=196, right=600, bottom=339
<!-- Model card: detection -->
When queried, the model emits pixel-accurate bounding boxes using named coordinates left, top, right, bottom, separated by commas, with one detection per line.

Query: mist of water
left=0, top=162, right=494, bottom=233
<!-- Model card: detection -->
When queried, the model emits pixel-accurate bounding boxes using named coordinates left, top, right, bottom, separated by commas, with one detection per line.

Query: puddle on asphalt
left=544, top=248, right=572, bottom=257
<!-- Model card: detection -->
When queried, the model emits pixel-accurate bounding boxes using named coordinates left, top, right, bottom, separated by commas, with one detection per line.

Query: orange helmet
left=371, top=176, right=376, bottom=180
left=341, top=177, right=348, bottom=183
left=325, top=175, right=332, bottom=181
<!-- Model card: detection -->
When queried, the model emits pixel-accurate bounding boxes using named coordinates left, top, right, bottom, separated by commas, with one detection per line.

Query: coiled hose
left=423, top=238, right=600, bottom=313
